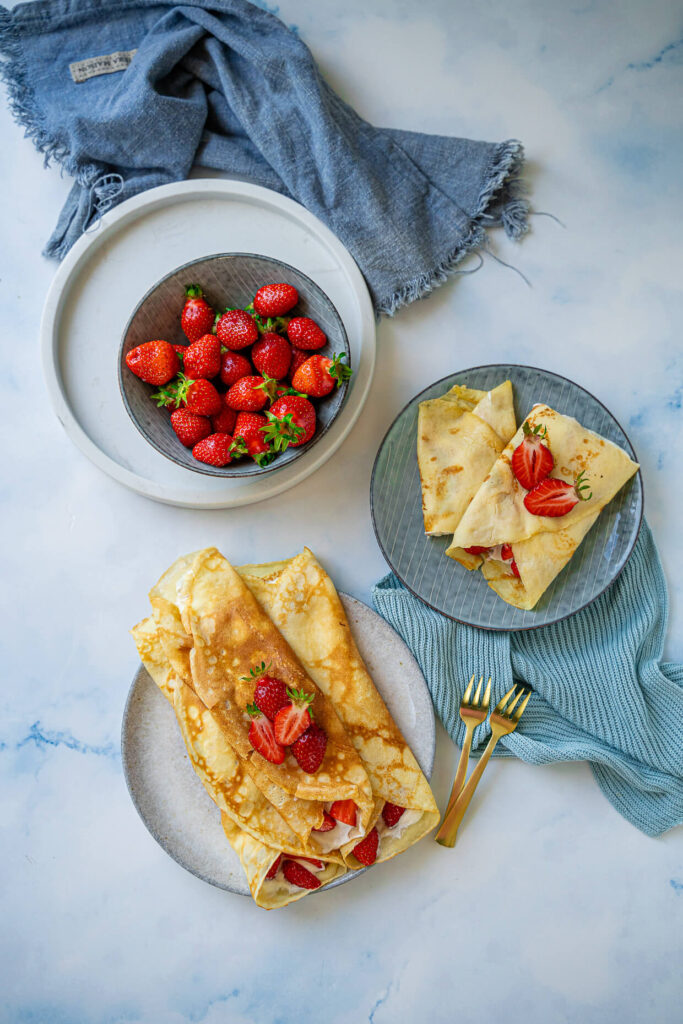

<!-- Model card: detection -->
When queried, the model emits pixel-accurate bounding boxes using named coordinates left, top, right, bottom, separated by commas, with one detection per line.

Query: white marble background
left=1, top=0, right=681, bottom=1021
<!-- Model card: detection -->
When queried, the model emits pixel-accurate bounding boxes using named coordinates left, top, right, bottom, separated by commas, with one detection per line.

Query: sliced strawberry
left=265, top=852, right=283, bottom=880
left=291, top=722, right=327, bottom=774
left=464, top=546, right=489, bottom=555
left=523, top=471, right=592, bottom=518
left=273, top=688, right=314, bottom=745
left=381, top=802, right=405, bottom=828
left=510, top=559, right=521, bottom=578
left=329, top=800, right=357, bottom=826
left=282, top=860, right=321, bottom=890
left=295, top=857, right=323, bottom=869
left=500, top=543, right=514, bottom=561
left=253, top=675, right=290, bottom=721
left=353, top=827, right=379, bottom=866
left=246, top=703, right=285, bottom=763
left=511, top=421, right=554, bottom=491
left=313, top=811, right=336, bottom=833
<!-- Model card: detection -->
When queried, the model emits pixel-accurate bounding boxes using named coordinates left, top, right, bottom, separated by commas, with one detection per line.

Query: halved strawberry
left=353, top=827, right=379, bottom=866
left=464, top=546, right=489, bottom=555
left=273, top=688, right=314, bottom=745
left=313, top=811, right=336, bottom=833
left=295, top=857, right=323, bottom=869
left=246, top=703, right=285, bottom=763
left=381, top=802, right=405, bottom=828
left=253, top=675, right=290, bottom=722
left=523, top=471, right=592, bottom=518
left=511, top=421, right=554, bottom=491
left=265, top=853, right=283, bottom=880
left=329, top=800, right=357, bottom=827
left=282, top=860, right=321, bottom=890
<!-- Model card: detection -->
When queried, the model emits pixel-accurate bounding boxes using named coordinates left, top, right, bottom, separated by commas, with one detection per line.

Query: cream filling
left=311, top=819, right=359, bottom=853
left=375, top=807, right=423, bottom=843
left=266, top=856, right=328, bottom=895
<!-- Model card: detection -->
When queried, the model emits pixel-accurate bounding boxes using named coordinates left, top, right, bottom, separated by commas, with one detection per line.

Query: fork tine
left=493, top=685, right=516, bottom=714
left=473, top=676, right=483, bottom=706
left=504, top=688, right=524, bottom=717
left=461, top=674, right=475, bottom=705
left=513, top=689, right=532, bottom=722
left=482, top=677, right=492, bottom=710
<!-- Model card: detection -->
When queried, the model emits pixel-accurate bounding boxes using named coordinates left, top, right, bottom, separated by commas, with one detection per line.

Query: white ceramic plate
left=121, top=594, right=436, bottom=896
left=41, top=180, right=376, bottom=508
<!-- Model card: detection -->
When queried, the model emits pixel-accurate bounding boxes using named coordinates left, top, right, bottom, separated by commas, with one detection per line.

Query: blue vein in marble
left=596, top=37, right=683, bottom=92
left=11, top=722, right=120, bottom=760
left=670, top=879, right=683, bottom=892
left=369, top=981, right=395, bottom=1024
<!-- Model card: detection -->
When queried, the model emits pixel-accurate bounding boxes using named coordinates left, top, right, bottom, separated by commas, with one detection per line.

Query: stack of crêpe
left=132, top=547, right=438, bottom=908
left=418, top=381, right=639, bottom=610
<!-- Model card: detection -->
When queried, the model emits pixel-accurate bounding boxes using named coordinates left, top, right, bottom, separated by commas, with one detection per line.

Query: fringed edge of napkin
left=375, top=139, right=529, bottom=317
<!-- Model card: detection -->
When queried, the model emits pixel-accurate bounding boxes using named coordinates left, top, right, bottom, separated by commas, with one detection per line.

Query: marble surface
left=1, top=1, right=681, bottom=1022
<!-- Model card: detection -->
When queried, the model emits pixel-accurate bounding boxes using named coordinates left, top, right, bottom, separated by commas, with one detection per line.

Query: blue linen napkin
left=373, top=523, right=683, bottom=837
left=0, top=0, right=528, bottom=316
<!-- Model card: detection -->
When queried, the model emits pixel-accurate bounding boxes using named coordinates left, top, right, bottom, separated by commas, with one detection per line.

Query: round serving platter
left=41, top=179, right=376, bottom=508
left=370, top=364, right=643, bottom=631
left=121, top=594, right=436, bottom=897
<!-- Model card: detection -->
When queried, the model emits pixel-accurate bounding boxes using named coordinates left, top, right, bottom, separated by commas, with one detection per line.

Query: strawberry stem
left=185, top=284, right=204, bottom=298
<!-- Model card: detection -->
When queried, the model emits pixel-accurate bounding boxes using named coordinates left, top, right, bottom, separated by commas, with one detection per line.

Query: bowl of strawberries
left=119, top=253, right=352, bottom=476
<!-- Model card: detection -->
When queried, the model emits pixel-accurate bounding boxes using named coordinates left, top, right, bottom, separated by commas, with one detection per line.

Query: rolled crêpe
left=147, top=549, right=375, bottom=845
left=237, top=548, right=440, bottom=868
left=447, top=404, right=640, bottom=610
left=418, top=380, right=517, bottom=540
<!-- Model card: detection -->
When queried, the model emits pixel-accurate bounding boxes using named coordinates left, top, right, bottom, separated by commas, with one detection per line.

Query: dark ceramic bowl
left=118, top=253, right=351, bottom=477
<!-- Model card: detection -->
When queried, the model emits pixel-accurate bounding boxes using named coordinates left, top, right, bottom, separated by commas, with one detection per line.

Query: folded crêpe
left=447, top=404, right=640, bottom=610
left=237, top=548, right=439, bottom=868
left=418, top=380, right=517, bottom=537
left=148, top=549, right=375, bottom=844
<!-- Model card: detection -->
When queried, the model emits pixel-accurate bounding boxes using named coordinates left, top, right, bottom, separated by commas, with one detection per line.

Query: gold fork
left=442, top=675, right=491, bottom=819
left=436, top=684, right=531, bottom=848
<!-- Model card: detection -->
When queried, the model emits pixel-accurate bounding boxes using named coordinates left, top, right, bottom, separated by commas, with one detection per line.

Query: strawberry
left=295, top=857, right=323, bottom=868
left=226, top=376, right=277, bottom=412
left=231, top=411, right=272, bottom=465
left=352, top=827, right=379, bottom=866
left=216, top=309, right=259, bottom=350
left=173, top=344, right=187, bottom=363
left=211, top=406, right=237, bottom=435
left=264, top=395, right=316, bottom=450
left=220, top=350, right=253, bottom=387
left=313, top=811, right=336, bottom=832
left=125, top=340, right=179, bottom=386
left=253, top=283, right=299, bottom=318
left=464, top=546, right=489, bottom=555
left=185, top=379, right=223, bottom=417
left=288, top=347, right=309, bottom=382
left=381, top=802, right=405, bottom=827
left=500, top=544, right=514, bottom=561
left=510, top=559, right=521, bottom=579
left=330, top=800, right=357, bottom=826
left=524, top=471, right=592, bottom=517
left=511, top=421, right=554, bottom=491
left=192, top=432, right=234, bottom=467
left=181, top=285, right=215, bottom=343
left=183, top=334, right=222, bottom=380
left=291, top=722, right=327, bottom=774
left=286, top=317, right=326, bottom=350
left=291, top=353, right=352, bottom=397
left=282, top=860, right=321, bottom=890
left=273, top=688, right=315, bottom=745
left=265, top=853, right=283, bottom=880
left=253, top=675, right=290, bottom=721
left=246, top=703, right=286, bottom=763
left=170, top=408, right=212, bottom=447
left=252, top=333, right=292, bottom=380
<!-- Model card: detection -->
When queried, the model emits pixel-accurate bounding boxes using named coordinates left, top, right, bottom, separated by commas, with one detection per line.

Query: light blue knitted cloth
left=373, top=523, right=683, bottom=836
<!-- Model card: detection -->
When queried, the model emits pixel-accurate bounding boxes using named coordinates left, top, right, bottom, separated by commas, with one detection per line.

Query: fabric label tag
left=69, top=49, right=137, bottom=84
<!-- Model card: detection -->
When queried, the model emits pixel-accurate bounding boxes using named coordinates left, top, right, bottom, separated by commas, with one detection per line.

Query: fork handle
left=443, top=721, right=476, bottom=818
left=435, top=732, right=500, bottom=847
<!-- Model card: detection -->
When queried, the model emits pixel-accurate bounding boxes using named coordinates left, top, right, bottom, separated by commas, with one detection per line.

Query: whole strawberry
left=181, top=285, right=215, bottom=343
left=291, top=722, right=327, bottom=774
left=352, top=827, right=379, bottom=866
left=252, top=333, right=292, bottom=380
left=225, top=375, right=275, bottom=412
left=211, top=405, right=237, bottom=435
left=253, top=282, right=299, bottom=318
left=264, top=395, right=316, bottom=450
left=232, top=411, right=272, bottom=465
left=183, top=334, right=221, bottom=380
left=185, top=379, right=223, bottom=417
left=192, top=432, right=234, bottom=467
left=126, top=340, right=179, bottom=385
left=287, top=317, right=326, bottom=350
left=220, top=350, right=253, bottom=387
left=288, top=347, right=309, bottom=382
left=252, top=675, right=290, bottom=721
left=216, top=309, right=259, bottom=350
left=170, top=408, right=212, bottom=447
left=291, top=353, right=352, bottom=397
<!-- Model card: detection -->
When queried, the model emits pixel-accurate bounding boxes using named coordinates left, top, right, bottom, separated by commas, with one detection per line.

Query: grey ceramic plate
left=121, top=594, right=435, bottom=896
left=118, top=252, right=350, bottom=477
left=370, top=364, right=643, bottom=631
